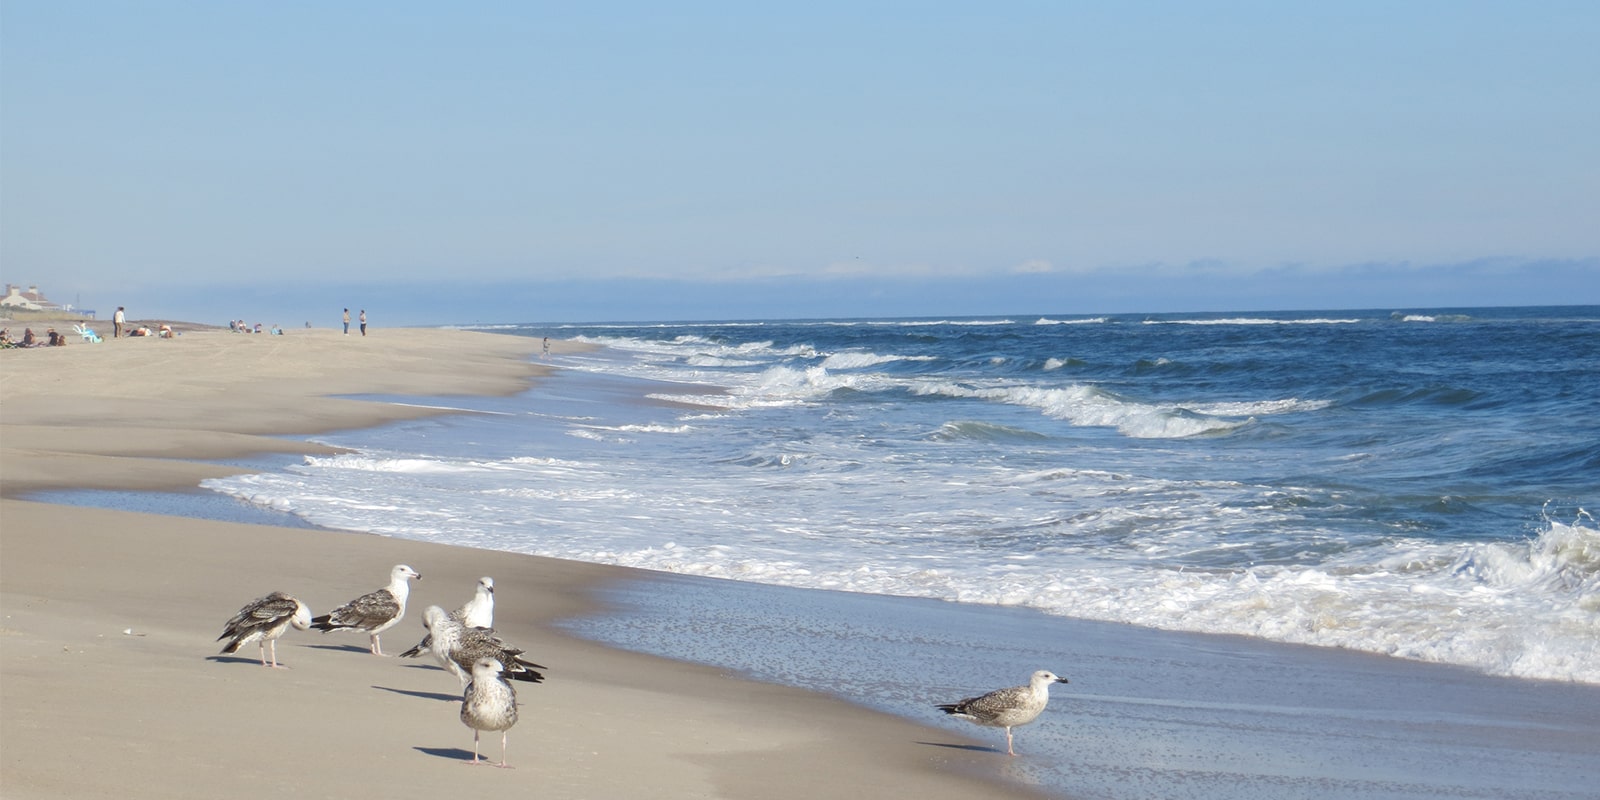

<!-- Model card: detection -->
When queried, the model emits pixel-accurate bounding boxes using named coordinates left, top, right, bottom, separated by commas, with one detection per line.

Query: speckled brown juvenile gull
left=309, top=564, right=420, bottom=655
left=217, top=591, right=312, bottom=668
left=461, top=657, right=519, bottom=768
left=935, top=669, right=1069, bottom=756
left=400, top=605, right=545, bottom=688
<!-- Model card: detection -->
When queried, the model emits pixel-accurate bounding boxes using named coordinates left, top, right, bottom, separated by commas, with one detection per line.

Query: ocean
left=181, top=305, right=1600, bottom=798
left=202, top=305, right=1598, bottom=682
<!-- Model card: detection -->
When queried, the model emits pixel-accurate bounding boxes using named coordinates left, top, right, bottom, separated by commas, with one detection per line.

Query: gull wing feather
left=315, top=589, right=399, bottom=631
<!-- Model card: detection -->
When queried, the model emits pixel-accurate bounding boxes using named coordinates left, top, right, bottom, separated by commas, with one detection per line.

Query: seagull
left=309, top=564, right=421, bottom=655
left=399, top=605, right=545, bottom=687
left=399, top=576, right=495, bottom=658
left=461, top=657, right=519, bottom=768
left=935, top=670, right=1070, bottom=756
left=217, top=591, right=312, bottom=668
left=457, top=576, right=495, bottom=629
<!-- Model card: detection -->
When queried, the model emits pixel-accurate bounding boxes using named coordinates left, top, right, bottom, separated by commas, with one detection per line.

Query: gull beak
left=1056, top=677, right=1070, bottom=684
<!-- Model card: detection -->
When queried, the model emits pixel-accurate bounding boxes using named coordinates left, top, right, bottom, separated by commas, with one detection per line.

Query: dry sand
left=0, top=327, right=1051, bottom=799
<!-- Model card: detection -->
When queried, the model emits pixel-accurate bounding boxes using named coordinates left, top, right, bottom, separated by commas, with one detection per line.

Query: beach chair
left=73, top=323, right=103, bottom=343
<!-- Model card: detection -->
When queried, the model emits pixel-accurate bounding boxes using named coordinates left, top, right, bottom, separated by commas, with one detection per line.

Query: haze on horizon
left=2, top=2, right=1596, bottom=326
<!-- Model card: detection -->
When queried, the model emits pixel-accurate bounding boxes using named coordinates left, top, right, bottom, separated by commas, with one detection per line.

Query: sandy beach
left=0, top=327, right=1050, bottom=799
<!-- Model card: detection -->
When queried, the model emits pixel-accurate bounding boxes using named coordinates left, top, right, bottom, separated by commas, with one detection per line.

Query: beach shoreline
left=0, top=326, right=1052, bottom=799
left=8, top=323, right=1599, bottom=800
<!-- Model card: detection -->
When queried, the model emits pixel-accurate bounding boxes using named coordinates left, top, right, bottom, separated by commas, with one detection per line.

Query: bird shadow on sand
left=415, top=746, right=476, bottom=762
left=205, top=655, right=275, bottom=667
left=915, top=741, right=1002, bottom=754
left=304, top=643, right=377, bottom=654
left=373, top=685, right=460, bottom=702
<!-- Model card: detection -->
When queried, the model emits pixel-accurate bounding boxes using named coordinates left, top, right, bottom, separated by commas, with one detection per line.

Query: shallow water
left=569, top=572, right=1600, bottom=800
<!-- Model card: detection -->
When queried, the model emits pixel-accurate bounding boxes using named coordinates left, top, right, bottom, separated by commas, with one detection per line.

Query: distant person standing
left=359, top=310, right=367, bottom=336
left=113, top=306, right=126, bottom=338
left=343, top=308, right=350, bottom=335
left=542, top=337, right=550, bottom=359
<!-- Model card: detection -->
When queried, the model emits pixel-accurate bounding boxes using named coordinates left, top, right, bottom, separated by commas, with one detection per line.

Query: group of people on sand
left=1, top=305, right=177, bottom=350
left=0, top=327, right=67, bottom=348
left=113, top=306, right=172, bottom=338
left=229, top=320, right=282, bottom=335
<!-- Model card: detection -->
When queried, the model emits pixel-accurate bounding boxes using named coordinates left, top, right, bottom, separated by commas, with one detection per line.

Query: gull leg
left=465, top=730, right=486, bottom=766
left=1006, top=727, right=1017, bottom=757
left=257, top=641, right=269, bottom=667
left=370, top=634, right=384, bottom=656
left=496, top=730, right=513, bottom=769
left=268, top=639, right=289, bottom=669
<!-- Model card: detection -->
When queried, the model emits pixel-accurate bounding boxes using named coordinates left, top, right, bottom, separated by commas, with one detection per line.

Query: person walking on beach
left=343, top=308, right=350, bottom=335
left=113, top=306, right=126, bottom=338
left=542, top=337, right=550, bottom=359
left=359, top=310, right=367, bottom=336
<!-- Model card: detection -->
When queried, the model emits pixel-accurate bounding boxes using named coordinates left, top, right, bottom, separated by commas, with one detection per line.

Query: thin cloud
left=1011, top=259, right=1055, bottom=274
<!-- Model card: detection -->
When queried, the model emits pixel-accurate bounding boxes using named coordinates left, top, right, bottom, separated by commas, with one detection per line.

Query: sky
left=2, top=1, right=1597, bottom=325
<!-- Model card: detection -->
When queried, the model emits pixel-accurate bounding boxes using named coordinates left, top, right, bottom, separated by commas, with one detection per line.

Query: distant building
left=1, top=284, right=83, bottom=315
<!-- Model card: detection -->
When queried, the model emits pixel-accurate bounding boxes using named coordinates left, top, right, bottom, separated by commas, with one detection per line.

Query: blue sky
left=3, top=2, right=1596, bottom=325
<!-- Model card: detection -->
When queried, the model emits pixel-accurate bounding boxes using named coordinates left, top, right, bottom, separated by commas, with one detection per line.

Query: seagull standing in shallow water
left=461, top=657, right=519, bottom=768
left=217, top=591, right=312, bottom=668
left=935, top=670, right=1070, bottom=756
left=309, top=564, right=420, bottom=655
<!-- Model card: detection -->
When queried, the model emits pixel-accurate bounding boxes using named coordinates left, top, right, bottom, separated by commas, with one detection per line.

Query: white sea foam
left=203, top=445, right=1600, bottom=685
left=1035, top=317, right=1108, bottom=325
left=559, top=519, right=1600, bottom=684
left=385, top=402, right=516, bottom=415
left=819, top=351, right=936, bottom=370
left=1189, top=398, right=1334, bottom=416
left=860, top=318, right=1016, bottom=327
left=574, top=334, right=814, bottom=363
left=1146, top=317, right=1362, bottom=325
left=913, top=381, right=1256, bottom=438
left=622, top=360, right=1302, bottom=439
left=566, top=336, right=1328, bottom=440
left=503, top=455, right=594, bottom=468
left=685, top=355, right=765, bottom=367
left=608, top=423, right=694, bottom=434
left=301, top=454, right=491, bottom=474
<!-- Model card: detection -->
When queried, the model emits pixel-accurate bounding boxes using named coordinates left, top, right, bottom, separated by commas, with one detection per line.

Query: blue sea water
left=201, top=306, right=1600, bottom=685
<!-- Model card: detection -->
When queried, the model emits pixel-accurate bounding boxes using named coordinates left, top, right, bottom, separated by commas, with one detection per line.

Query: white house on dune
left=2, top=284, right=82, bottom=315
